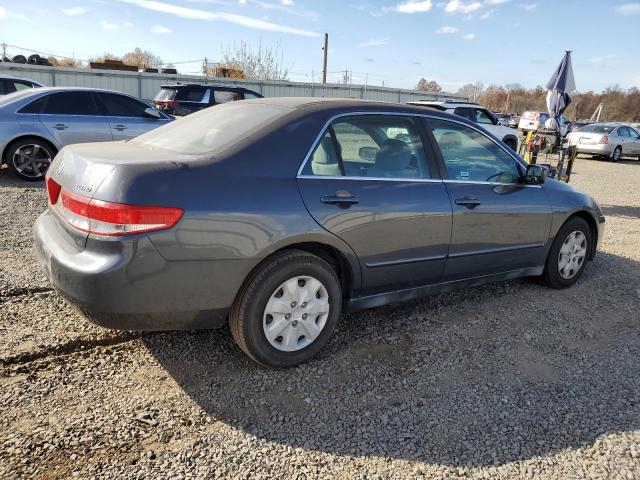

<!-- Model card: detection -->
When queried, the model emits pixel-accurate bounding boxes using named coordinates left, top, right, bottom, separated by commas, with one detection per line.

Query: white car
left=518, top=111, right=573, bottom=137
left=408, top=101, right=519, bottom=151
left=567, top=123, right=640, bottom=162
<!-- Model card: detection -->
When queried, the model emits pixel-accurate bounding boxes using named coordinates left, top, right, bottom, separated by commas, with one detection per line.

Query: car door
left=626, top=126, right=640, bottom=154
left=38, top=91, right=112, bottom=146
left=297, top=113, right=452, bottom=294
left=96, top=92, right=171, bottom=141
left=425, top=117, right=552, bottom=281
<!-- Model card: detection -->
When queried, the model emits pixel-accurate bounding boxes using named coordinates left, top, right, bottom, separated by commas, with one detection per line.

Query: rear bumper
left=574, top=144, right=613, bottom=156
left=34, top=210, right=252, bottom=331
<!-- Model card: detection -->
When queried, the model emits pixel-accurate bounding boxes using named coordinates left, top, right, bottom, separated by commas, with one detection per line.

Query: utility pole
left=1, top=43, right=6, bottom=60
left=322, top=33, right=328, bottom=84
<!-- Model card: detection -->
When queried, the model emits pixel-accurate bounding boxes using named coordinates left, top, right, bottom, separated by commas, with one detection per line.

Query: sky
left=0, top=0, right=639, bottom=93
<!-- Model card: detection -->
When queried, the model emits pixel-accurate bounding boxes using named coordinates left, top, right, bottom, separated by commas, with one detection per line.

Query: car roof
left=0, top=75, right=42, bottom=84
left=159, top=83, right=258, bottom=91
left=408, top=100, right=479, bottom=108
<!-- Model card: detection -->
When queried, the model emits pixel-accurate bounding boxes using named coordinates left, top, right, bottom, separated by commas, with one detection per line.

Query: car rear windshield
left=154, top=88, right=177, bottom=101
left=578, top=124, right=615, bottom=134
left=130, top=102, right=288, bottom=155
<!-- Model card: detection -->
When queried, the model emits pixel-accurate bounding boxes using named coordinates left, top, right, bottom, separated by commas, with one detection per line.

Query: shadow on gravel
left=601, top=204, right=640, bottom=220
left=0, top=165, right=44, bottom=189
left=143, top=251, right=640, bottom=468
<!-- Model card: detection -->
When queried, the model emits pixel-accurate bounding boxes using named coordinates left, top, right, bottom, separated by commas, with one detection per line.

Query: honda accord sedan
left=0, top=87, right=171, bottom=181
left=35, top=98, right=605, bottom=367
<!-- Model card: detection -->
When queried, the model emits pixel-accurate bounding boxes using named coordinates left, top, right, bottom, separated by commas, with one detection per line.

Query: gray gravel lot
left=1, top=156, right=639, bottom=479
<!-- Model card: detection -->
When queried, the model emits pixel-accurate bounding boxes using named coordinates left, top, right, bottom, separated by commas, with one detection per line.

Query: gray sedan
left=567, top=123, right=640, bottom=161
left=0, top=87, right=172, bottom=180
left=34, top=98, right=605, bottom=367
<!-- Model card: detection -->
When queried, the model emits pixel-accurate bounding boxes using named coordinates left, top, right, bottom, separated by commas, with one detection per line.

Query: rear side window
left=97, top=92, right=149, bottom=117
left=617, top=127, right=630, bottom=137
left=18, top=95, right=48, bottom=114
left=13, top=81, right=35, bottom=91
left=175, top=88, right=207, bottom=102
left=302, top=115, right=431, bottom=179
left=475, top=109, right=495, bottom=125
left=154, top=88, right=176, bottom=101
left=41, top=92, right=98, bottom=115
left=454, top=107, right=475, bottom=122
left=214, top=90, right=241, bottom=103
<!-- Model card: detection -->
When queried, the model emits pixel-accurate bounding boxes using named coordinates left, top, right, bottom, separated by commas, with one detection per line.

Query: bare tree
left=218, top=41, right=290, bottom=80
left=416, top=78, right=442, bottom=93
left=88, top=52, right=122, bottom=64
left=48, top=56, right=83, bottom=68
left=122, top=48, right=163, bottom=69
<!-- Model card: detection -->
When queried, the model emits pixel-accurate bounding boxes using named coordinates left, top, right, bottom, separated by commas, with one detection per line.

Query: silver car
left=0, top=87, right=172, bottom=181
left=567, top=123, right=640, bottom=161
left=0, top=75, right=43, bottom=95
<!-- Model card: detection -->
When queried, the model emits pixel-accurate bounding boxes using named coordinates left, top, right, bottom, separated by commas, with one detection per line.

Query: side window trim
left=327, top=125, right=346, bottom=176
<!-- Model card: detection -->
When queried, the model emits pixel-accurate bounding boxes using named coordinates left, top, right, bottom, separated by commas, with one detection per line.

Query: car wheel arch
left=555, top=211, right=599, bottom=261
left=2, top=135, right=58, bottom=165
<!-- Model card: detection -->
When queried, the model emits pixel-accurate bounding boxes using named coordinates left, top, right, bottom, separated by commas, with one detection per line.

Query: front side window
left=454, top=107, right=475, bottom=122
left=302, top=115, right=430, bottom=179
left=429, top=118, right=521, bottom=184
left=97, top=92, right=149, bottom=117
left=41, top=92, right=98, bottom=115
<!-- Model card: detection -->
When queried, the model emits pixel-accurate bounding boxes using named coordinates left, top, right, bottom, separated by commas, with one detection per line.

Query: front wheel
left=229, top=250, right=342, bottom=367
left=542, top=217, right=591, bottom=289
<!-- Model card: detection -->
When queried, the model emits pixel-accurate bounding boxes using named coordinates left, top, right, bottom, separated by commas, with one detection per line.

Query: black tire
left=610, top=146, right=622, bottom=162
left=504, top=138, right=517, bottom=152
left=5, top=138, right=56, bottom=181
left=229, top=250, right=342, bottom=367
left=542, top=217, right=591, bottom=289
left=12, top=55, right=27, bottom=64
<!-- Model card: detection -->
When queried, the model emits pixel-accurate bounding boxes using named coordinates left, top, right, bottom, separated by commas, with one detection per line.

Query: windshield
left=131, top=102, right=289, bottom=155
left=578, top=124, right=615, bottom=134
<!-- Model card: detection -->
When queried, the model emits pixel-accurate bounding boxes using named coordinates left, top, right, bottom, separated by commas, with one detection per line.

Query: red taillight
left=599, top=135, right=609, bottom=144
left=46, top=176, right=62, bottom=205
left=55, top=188, right=183, bottom=236
left=155, top=100, right=177, bottom=107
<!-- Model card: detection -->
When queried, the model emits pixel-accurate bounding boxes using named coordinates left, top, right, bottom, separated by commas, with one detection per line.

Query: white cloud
left=615, top=3, right=640, bottom=14
left=61, top=7, right=90, bottom=16
left=516, top=3, right=537, bottom=11
left=101, top=20, right=119, bottom=30
left=281, top=0, right=294, bottom=4
left=443, top=0, right=482, bottom=14
left=436, top=25, right=459, bottom=33
left=395, top=0, right=432, bottom=13
left=462, top=33, right=476, bottom=40
left=484, top=0, right=509, bottom=4
left=114, top=0, right=320, bottom=36
left=357, top=38, right=390, bottom=47
left=480, top=9, right=495, bottom=18
left=0, top=6, right=5, bottom=20
left=124, top=21, right=134, bottom=27
left=150, top=24, right=173, bottom=33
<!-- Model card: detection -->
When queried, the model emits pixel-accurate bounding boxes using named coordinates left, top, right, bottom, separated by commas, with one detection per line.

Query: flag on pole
left=545, top=51, right=576, bottom=130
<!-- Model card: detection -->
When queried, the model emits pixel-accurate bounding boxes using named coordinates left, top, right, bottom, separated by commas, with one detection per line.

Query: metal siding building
left=0, top=63, right=465, bottom=103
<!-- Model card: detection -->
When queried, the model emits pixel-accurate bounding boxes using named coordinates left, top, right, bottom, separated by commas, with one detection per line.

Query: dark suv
left=153, top=83, right=263, bottom=116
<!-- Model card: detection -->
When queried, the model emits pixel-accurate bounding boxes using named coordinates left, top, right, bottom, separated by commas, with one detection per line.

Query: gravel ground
left=1, top=156, right=639, bottom=479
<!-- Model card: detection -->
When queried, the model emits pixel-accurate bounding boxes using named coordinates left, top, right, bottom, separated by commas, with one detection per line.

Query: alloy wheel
left=12, top=144, right=52, bottom=179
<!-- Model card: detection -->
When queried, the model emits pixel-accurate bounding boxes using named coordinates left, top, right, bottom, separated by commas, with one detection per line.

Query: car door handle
left=320, top=191, right=359, bottom=205
left=53, top=124, right=68, bottom=130
left=114, top=125, right=127, bottom=131
left=455, top=197, right=481, bottom=208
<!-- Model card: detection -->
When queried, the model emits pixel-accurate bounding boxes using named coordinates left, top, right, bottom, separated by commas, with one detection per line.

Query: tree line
left=417, top=79, right=640, bottom=123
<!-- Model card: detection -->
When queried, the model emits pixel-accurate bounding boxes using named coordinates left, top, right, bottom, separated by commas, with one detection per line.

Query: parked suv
left=408, top=101, right=519, bottom=151
left=153, top=83, right=263, bottom=116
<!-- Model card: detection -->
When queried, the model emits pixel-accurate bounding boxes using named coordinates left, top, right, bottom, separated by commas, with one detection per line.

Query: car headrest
left=312, top=137, right=339, bottom=165
left=439, top=131, right=463, bottom=149
left=374, top=139, right=411, bottom=170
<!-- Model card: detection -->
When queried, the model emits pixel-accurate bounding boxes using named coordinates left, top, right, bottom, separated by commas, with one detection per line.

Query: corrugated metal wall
left=0, top=63, right=466, bottom=103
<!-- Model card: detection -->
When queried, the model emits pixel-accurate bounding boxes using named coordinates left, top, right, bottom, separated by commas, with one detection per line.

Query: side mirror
left=359, top=146, right=378, bottom=162
left=144, top=107, right=162, bottom=119
left=525, top=164, right=546, bottom=185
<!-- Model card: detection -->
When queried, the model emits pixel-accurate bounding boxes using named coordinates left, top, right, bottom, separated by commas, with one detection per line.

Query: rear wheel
left=542, top=217, right=591, bottom=289
left=5, top=138, right=55, bottom=181
left=229, top=250, right=342, bottom=367
left=611, top=146, right=622, bottom=162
